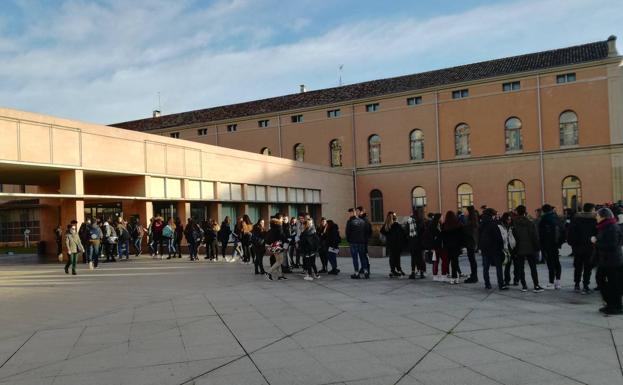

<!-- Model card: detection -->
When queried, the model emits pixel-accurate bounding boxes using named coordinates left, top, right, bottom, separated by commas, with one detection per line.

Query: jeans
left=483, top=253, right=504, bottom=289
left=117, top=240, right=129, bottom=259
left=504, top=255, right=518, bottom=285
left=349, top=243, right=369, bottom=274
left=305, top=253, right=318, bottom=275
left=220, top=241, right=228, bottom=259
left=542, top=246, right=561, bottom=283
left=319, top=248, right=328, bottom=270
left=448, top=248, right=460, bottom=279
left=87, top=243, right=101, bottom=267
left=327, top=250, right=338, bottom=271
left=104, top=242, right=117, bottom=260
left=188, top=241, right=197, bottom=260
left=167, top=238, right=176, bottom=256
left=515, top=254, right=540, bottom=288
left=206, top=240, right=218, bottom=260
left=253, top=245, right=265, bottom=273
left=132, top=236, right=142, bottom=256
left=573, top=250, right=593, bottom=287
left=174, top=238, right=182, bottom=257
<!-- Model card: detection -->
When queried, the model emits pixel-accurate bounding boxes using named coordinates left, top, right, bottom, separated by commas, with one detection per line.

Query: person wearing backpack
left=162, top=218, right=176, bottom=259
left=538, top=204, right=565, bottom=289
left=300, top=219, right=320, bottom=280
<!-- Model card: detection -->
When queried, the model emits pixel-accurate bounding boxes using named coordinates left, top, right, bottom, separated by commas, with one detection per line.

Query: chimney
left=607, top=35, right=618, bottom=57
left=153, top=110, right=161, bottom=118
left=299, top=84, right=306, bottom=93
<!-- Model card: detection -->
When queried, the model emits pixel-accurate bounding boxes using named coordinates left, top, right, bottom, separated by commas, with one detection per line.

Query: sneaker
left=521, top=286, right=528, bottom=292
left=318, top=269, right=327, bottom=274
left=574, top=284, right=581, bottom=292
left=554, top=280, right=561, bottom=290
left=433, top=275, right=439, bottom=282
left=599, top=306, right=608, bottom=313
left=89, top=261, right=94, bottom=270
left=582, top=287, right=591, bottom=295
left=278, top=276, right=287, bottom=280
left=64, top=266, right=69, bottom=274
left=328, top=269, right=339, bottom=275
left=71, top=269, right=77, bottom=275
left=303, top=275, right=314, bottom=281
left=604, top=308, right=623, bottom=315
left=484, top=285, right=492, bottom=290
left=449, top=278, right=457, bottom=285
left=533, top=286, right=544, bottom=293
left=350, top=273, right=361, bottom=279
left=314, top=274, right=320, bottom=279
left=363, top=271, right=370, bottom=279
left=500, top=285, right=509, bottom=291
left=464, top=277, right=478, bottom=284
left=545, top=283, right=555, bottom=290
left=419, top=272, right=426, bottom=279
left=265, top=273, right=273, bottom=281
left=408, top=272, right=416, bottom=280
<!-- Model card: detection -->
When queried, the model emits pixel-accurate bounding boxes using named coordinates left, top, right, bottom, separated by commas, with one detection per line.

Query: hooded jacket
left=567, top=212, right=597, bottom=255
left=512, top=216, right=539, bottom=256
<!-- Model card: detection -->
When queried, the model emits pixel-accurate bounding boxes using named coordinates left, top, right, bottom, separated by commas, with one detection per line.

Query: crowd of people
left=55, top=201, right=623, bottom=315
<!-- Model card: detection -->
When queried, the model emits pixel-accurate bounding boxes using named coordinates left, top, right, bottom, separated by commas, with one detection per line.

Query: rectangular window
left=197, top=128, right=208, bottom=136
left=502, top=81, right=521, bottom=92
left=226, top=124, right=237, bottom=132
left=327, top=109, right=341, bottom=118
left=452, top=89, right=469, bottom=99
left=277, top=187, right=287, bottom=202
left=406, top=96, right=422, bottom=106
left=169, top=132, right=180, bottom=138
left=365, top=103, right=380, bottom=112
left=258, top=119, right=269, bottom=128
left=291, top=114, right=303, bottom=123
left=556, top=73, right=576, bottom=84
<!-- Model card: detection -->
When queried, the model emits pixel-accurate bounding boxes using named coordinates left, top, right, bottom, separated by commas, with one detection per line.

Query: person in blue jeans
left=346, top=208, right=370, bottom=279
left=87, top=220, right=103, bottom=269
left=479, top=208, right=508, bottom=290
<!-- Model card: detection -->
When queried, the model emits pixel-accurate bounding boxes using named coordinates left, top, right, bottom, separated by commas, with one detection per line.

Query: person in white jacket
left=498, top=212, right=519, bottom=289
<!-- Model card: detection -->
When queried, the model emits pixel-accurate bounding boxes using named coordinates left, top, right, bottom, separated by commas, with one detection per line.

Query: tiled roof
left=111, top=39, right=613, bottom=132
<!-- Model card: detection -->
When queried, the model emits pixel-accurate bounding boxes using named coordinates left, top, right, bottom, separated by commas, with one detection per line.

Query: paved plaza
left=1, top=254, right=623, bottom=385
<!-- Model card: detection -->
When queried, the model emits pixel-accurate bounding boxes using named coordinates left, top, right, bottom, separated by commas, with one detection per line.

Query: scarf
left=597, top=217, right=617, bottom=232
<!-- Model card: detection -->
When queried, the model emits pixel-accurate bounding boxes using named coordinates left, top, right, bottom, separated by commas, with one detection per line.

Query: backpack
left=162, top=225, right=174, bottom=239
left=89, top=226, right=100, bottom=241
left=191, top=226, right=203, bottom=243
left=118, top=227, right=130, bottom=242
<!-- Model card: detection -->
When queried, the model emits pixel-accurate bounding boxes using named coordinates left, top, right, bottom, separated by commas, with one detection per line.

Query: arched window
left=330, top=139, right=342, bottom=167
left=411, top=186, right=427, bottom=209
left=562, top=175, right=582, bottom=211
left=457, top=183, right=474, bottom=209
left=260, top=147, right=271, bottom=155
left=294, top=143, right=304, bottom=162
left=369, top=134, right=381, bottom=164
left=370, top=189, right=384, bottom=223
left=410, top=130, right=424, bottom=160
left=560, top=111, right=578, bottom=146
left=505, top=117, right=523, bottom=151
left=507, top=179, right=526, bottom=211
left=455, top=123, right=470, bottom=156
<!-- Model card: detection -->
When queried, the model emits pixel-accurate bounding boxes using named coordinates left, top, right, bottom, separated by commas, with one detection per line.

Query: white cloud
left=0, top=0, right=621, bottom=124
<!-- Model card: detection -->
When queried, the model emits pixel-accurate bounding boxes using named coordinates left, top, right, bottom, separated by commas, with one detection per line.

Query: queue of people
left=56, top=201, right=623, bottom=316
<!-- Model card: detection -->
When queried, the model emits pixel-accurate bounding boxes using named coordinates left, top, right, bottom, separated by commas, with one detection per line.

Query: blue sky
left=1, top=0, right=622, bottom=124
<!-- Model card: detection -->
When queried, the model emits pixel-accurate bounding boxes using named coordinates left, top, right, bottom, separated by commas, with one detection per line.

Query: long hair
left=223, top=216, right=231, bottom=225
left=443, top=211, right=461, bottom=230
left=466, top=205, right=479, bottom=226
left=242, top=215, right=252, bottom=225
left=383, top=211, right=395, bottom=232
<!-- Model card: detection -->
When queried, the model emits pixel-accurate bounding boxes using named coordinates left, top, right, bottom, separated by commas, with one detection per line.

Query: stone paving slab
left=0, top=254, right=622, bottom=385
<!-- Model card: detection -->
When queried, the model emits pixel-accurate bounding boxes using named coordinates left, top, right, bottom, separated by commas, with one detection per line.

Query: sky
left=1, top=0, right=622, bottom=125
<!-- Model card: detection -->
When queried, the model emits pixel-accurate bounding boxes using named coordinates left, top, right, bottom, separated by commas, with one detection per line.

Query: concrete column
left=207, top=202, right=221, bottom=222
left=261, top=204, right=270, bottom=221
left=59, top=170, right=84, bottom=195
left=177, top=201, right=191, bottom=224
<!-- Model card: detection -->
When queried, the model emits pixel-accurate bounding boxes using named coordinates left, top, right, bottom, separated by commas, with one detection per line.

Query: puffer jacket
left=567, top=212, right=597, bottom=255
left=512, top=216, right=539, bottom=256
left=65, top=230, right=84, bottom=254
left=265, top=218, right=286, bottom=245
left=595, top=218, right=623, bottom=267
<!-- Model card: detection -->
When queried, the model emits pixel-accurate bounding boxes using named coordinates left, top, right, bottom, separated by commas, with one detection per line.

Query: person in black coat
left=217, top=216, right=232, bottom=260
left=567, top=203, right=598, bottom=293
left=380, top=211, right=405, bottom=277
left=538, top=204, right=565, bottom=289
left=462, top=206, right=479, bottom=283
left=265, top=214, right=288, bottom=281
left=593, top=208, right=623, bottom=315
left=324, top=220, right=341, bottom=274
left=512, top=205, right=543, bottom=292
left=441, top=211, right=464, bottom=284
left=479, top=208, right=507, bottom=290
left=251, top=219, right=267, bottom=275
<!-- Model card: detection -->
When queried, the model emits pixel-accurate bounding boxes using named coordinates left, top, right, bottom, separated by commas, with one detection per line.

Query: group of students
left=364, top=202, right=623, bottom=315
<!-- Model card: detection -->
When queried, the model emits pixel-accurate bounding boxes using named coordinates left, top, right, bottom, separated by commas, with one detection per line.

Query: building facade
left=114, top=36, right=623, bottom=223
left=0, top=108, right=353, bottom=252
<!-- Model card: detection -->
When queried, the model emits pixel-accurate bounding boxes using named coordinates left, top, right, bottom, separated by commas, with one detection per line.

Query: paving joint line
left=609, top=328, right=623, bottom=375
left=0, top=330, right=37, bottom=369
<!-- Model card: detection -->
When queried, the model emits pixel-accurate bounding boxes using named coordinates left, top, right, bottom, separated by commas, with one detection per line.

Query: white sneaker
left=303, top=275, right=313, bottom=281
left=449, top=278, right=457, bottom=285
left=89, top=261, right=94, bottom=270
left=545, top=283, right=555, bottom=290
left=554, top=280, right=561, bottom=290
